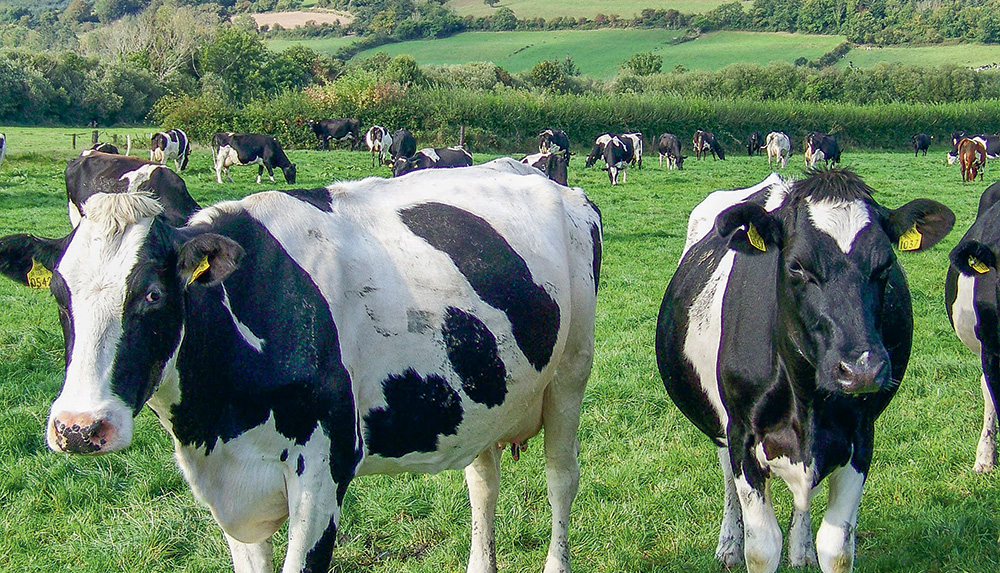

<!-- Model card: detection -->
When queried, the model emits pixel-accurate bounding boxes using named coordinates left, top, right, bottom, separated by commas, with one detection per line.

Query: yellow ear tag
left=898, top=224, right=922, bottom=251
left=970, top=256, right=991, bottom=274
left=188, top=256, right=210, bottom=286
left=26, top=258, right=52, bottom=289
left=746, top=223, right=766, bottom=252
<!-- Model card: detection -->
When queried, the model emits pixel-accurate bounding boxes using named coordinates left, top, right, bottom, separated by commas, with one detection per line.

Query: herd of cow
left=2, top=119, right=1000, bottom=573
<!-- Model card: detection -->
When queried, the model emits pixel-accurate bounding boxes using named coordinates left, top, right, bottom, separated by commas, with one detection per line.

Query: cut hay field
left=445, top=0, right=729, bottom=19
left=1, top=127, right=999, bottom=571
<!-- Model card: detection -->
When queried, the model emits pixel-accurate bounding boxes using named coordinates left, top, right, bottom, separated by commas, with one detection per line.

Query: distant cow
left=0, top=158, right=601, bottom=573
left=804, top=131, right=841, bottom=166
left=91, top=142, right=119, bottom=154
left=66, top=150, right=199, bottom=228
left=746, top=131, right=763, bottom=156
left=620, top=132, right=643, bottom=169
left=309, top=118, right=360, bottom=151
left=657, top=167, right=954, bottom=573
left=388, top=128, right=417, bottom=163
left=602, top=135, right=632, bottom=185
left=365, top=125, right=393, bottom=167
left=693, top=129, right=725, bottom=160
left=521, top=151, right=569, bottom=186
left=585, top=133, right=614, bottom=168
left=150, top=128, right=190, bottom=171
left=947, top=180, right=1000, bottom=473
left=656, top=133, right=684, bottom=170
left=538, top=128, right=570, bottom=156
left=959, top=137, right=987, bottom=182
left=392, top=146, right=473, bottom=177
left=765, top=131, right=791, bottom=169
left=949, top=131, right=1000, bottom=164
left=912, top=132, right=931, bottom=156
left=0, top=132, right=5, bottom=171
left=212, top=132, right=297, bottom=185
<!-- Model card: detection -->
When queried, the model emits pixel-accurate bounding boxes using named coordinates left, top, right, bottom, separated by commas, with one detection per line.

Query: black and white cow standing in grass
left=656, top=167, right=954, bottom=573
left=0, top=157, right=601, bottom=573
left=212, top=132, right=296, bottom=185
left=656, top=133, right=684, bottom=170
left=150, top=128, right=191, bottom=171
left=308, top=118, right=360, bottom=151
left=538, top=128, right=570, bottom=156
left=584, top=133, right=613, bottom=168
left=365, top=125, right=392, bottom=167
left=388, top=128, right=417, bottom=164
left=946, top=180, right=1000, bottom=472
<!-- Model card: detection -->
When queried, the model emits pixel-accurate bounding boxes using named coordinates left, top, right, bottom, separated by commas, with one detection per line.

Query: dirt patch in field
left=251, top=10, right=354, bottom=29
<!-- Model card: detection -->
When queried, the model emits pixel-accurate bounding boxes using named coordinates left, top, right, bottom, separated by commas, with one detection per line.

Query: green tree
left=492, top=7, right=516, bottom=31
left=201, top=25, right=269, bottom=104
left=622, top=51, right=662, bottom=76
left=529, top=59, right=566, bottom=92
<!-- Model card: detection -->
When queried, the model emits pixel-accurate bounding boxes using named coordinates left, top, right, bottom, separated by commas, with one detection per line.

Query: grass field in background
left=445, top=0, right=729, bottom=19
left=838, top=42, right=1000, bottom=69
left=1, top=127, right=999, bottom=571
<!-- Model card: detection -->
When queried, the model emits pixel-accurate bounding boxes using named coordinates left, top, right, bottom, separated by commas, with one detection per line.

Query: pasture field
left=839, top=42, right=1000, bottom=69
left=445, top=0, right=729, bottom=19
left=267, top=34, right=358, bottom=55
left=1, top=127, right=1000, bottom=571
left=345, top=30, right=846, bottom=78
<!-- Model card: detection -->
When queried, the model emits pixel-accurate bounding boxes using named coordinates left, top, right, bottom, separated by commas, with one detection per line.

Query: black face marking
left=442, top=307, right=507, bottom=407
left=280, top=188, right=333, bottom=212
left=364, top=368, right=463, bottom=458
left=297, top=454, right=306, bottom=476
left=400, top=202, right=560, bottom=371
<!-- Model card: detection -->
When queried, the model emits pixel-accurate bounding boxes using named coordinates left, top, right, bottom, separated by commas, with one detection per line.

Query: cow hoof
left=715, top=537, right=744, bottom=567
left=973, top=459, right=994, bottom=473
left=788, top=546, right=819, bottom=568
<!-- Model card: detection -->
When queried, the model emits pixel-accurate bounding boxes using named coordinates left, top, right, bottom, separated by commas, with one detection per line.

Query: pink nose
left=52, top=414, right=115, bottom=454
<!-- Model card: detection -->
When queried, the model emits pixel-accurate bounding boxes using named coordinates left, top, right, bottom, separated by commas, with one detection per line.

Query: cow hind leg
left=715, top=447, right=745, bottom=567
left=816, top=464, right=865, bottom=573
left=975, top=374, right=998, bottom=473
left=465, top=446, right=501, bottom=573
left=225, top=533, right=273, bottom=573
left=282, top=452, right=346, bottom=573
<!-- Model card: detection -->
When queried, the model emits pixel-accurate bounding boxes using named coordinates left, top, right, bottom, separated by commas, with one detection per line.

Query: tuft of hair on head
left=84, top=191, right=164, bottom=236
left=789, top=165, right=875, bottom=204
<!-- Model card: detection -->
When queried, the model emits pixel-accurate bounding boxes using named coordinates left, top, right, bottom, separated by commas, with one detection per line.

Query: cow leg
left=465, top=446, right=501, bottom=573
left=225, top=533, right=273, bottom=573
left=715, top=447, right=744, bottom=567
left=216, top=163, right=225, bottom=184
left=282, top=459, right=345, bottom=573
left=267, top=166, right=276, bottom=182
left=777, top=466, right=817, bottom=567
left=816, top=464, right=865, bottom=573
left=976, top=373, right=998, bottom=472
left=732, top=439, right=781, bottom=573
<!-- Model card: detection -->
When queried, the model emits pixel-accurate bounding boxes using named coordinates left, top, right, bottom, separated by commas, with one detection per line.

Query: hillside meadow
left=1, top=127, right=999, bottom=571
left=445, top=0, right=730, bottom=20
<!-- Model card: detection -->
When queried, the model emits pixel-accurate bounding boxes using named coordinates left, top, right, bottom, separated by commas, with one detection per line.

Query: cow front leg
left=816, top=464, right=865, bottom=573
left=733, top=451, right=781, bottom=573
left=257, top=165, right=264, bottom=184
left=226, top=533, right=273, bottom=573
left=715, top=447, right=744, bottom=567
left=281, top=462, right=345, bottom=573
left=976, top=373, right=997, bottom=472
left=465, top=445, right=501, bottom=573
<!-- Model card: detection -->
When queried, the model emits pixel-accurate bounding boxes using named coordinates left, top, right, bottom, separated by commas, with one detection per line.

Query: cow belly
left=952, top=273, right=981, bottom=354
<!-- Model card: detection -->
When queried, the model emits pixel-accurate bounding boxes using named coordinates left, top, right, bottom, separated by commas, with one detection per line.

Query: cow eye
left=788, top=261, right=813, bottom=283
left=145, top=288, right=162, bottom=305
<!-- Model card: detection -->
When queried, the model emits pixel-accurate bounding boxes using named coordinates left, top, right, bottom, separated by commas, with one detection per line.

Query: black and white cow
left=212, top=132, right=297, bottom=185
left=804, top=132, right=841, bottom=167
left=694, top=129, right=725, bottom=160
left=765, top=131, right=791, bottom=169
left=948, top=131, right=1000, bottom=165
left=392, top=146, right=472, bottom=177
left=620, top=132, right=643, bottom=169
left=538, top=128, right=570, bottom=156
left=746, top=131, right=763, bottom=156
left=388, top=128, right=417, bottom=163
left=91, top=142, right=119, bottom=154
left=308, top=118, right=360, bottom=151
left=911, top=132, right=931, bottom=156
left=947, top=180, right=1000, bottom=473
left=602, top=135, right=632, bottom=186
left=656, top=167, right=954, bottom=573
left=66, top=150, right=199, bottom=228
left=0, top=132, right=5, bottom=171
left=656, top=133, right=684, bottom=170
left=520, top=151, right=569, bottom=185
left=0, top=157, right=601, bottom=573
left=150, top=128, right=191, bottom=171
left=584, top=133, right=613, bottom=168
left=365, top=125, right=393, bottom=167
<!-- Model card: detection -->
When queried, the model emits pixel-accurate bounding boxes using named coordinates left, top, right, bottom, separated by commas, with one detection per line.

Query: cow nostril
left=53, top=416, right=108, bottom=454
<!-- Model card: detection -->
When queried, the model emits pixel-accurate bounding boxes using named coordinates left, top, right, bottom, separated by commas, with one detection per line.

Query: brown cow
left=959, top=137, right=987, bottom=182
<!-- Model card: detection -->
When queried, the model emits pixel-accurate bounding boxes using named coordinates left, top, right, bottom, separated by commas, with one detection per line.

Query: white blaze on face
left=47, top=193, right=162, bottom=452
left=806, top=197, right=871, bottom=254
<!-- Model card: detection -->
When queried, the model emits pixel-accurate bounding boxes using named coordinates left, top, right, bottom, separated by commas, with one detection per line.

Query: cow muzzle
left=49, top=413, right=117, bottom=454
left=835, top=351, right=886, bottom=394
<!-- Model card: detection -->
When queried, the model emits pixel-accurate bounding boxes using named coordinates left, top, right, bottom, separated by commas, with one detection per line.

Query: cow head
left=283, top=163, right=297, bottom=184
left=0, top=192, right=243, bottom=454
left=393, top=155, right=421, bottom=177
left=715, top=167, right=954, bottom=395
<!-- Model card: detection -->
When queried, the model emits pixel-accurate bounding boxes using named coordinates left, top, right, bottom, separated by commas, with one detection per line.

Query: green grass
left=345, top=30, right=846, bottom=78
left=1, top=127, right=1000, bottom=571
left=267, top=34, right=358, bottom=55
left=445, top=0, right=729, bottom=19
left=839, top=42, right=1000, bottom=69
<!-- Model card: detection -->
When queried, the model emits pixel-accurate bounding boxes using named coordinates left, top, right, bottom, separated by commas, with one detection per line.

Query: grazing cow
left=150, top=128, right=191, bottom=171
left=585, top=133, right=614, bottom=168
left=0, top=158, right=601, bottom=573
left=694, top=129, right=725, bottom=160
left=212, top=132, right=297, bottom=185
left=804, top=132, right=841, bottom=167
left=946, top=180, right=1000, bottom=473
left=949, top=132, right=1000, bottom=164
left=308, top=118, right=360, bottom=151
left=657, top=133, right=685, bottom=170
left=958, top=137, right=987, bottom=182
left=91, top=142, right=119, bottom=154
left=765, top=131, right=791, bottom=169
left=620, top=132, right=643, bottom=169
left=392, top=146, right=473, bottom=177
left=656, top=167, right=954, bottom=573
left=365, top=125, right=393, bottom=167
left=521, top=151, right=569, bottom=186
left=602, top=135, right=632, bottom=186
left=746, top=131, right=763, bottom=156
left=912, top=132, right=931, bottom=156
left=388, top=128, right=417, bottom=163
left=538, top=128, right=570, bottom=156
left=66, top=150, right=199, bottom=228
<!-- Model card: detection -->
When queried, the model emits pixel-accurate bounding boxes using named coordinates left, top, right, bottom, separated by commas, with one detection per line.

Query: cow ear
left=0, top=233, right=67, bottom=288
left=950, top=240, right=996, bottom=276
left=715, top=203, right=782, bottom=254
left=178, top=233, right=244, bottom=287
left=886, top=199, right=956, bottom=252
